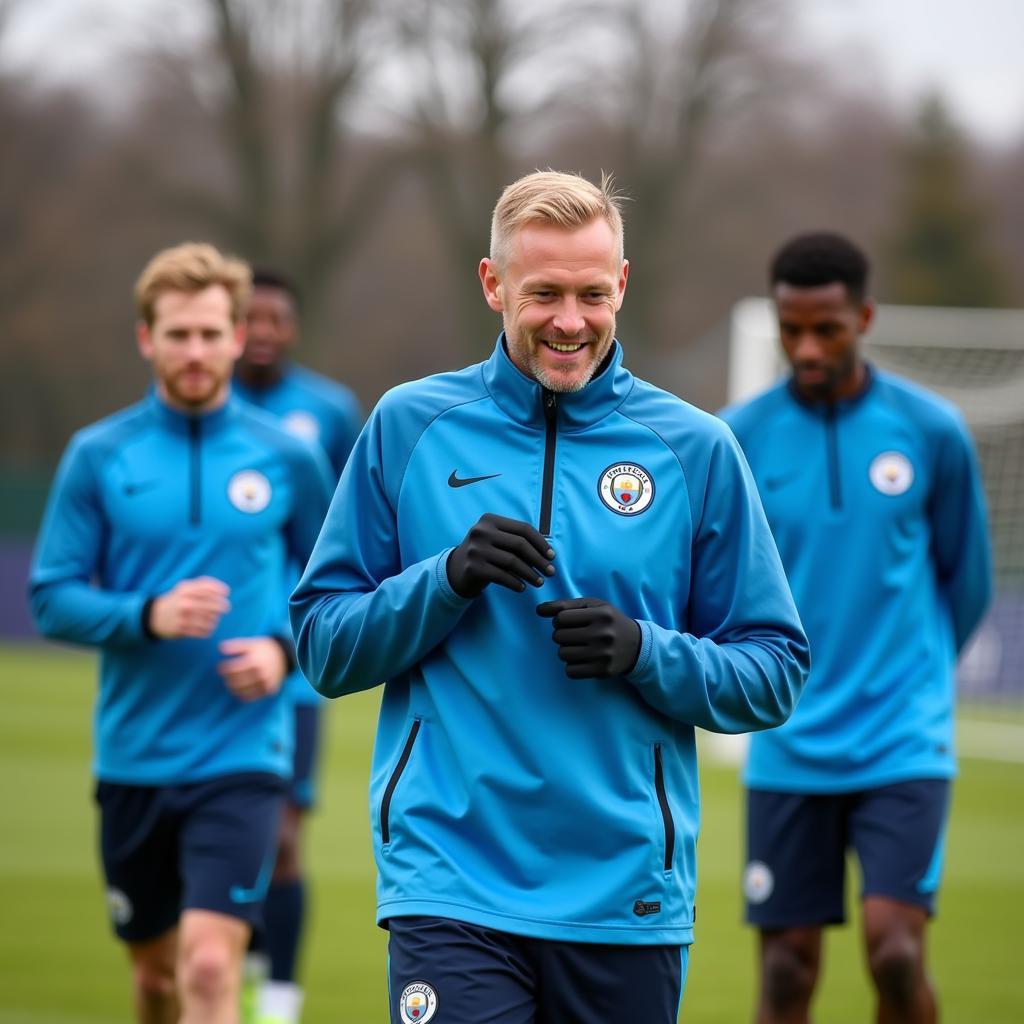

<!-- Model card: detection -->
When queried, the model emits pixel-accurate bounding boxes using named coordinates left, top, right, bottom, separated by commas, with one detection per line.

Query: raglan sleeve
left=627, top=428, right=810, bottom=733
left=289, top=398, right=472, bottom=698
left=929, top=411, right=993, bottom=651
left=28, top=435, right=150, bottom=647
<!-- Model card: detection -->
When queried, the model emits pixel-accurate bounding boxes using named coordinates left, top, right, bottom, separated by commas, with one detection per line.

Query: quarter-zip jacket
left=720, top=369, right=993, bottom=792
left=29, top=392, right=333, bottom=785
left=235, top=363, right=364, bottom=706
left=291, top=337, right=809, bottom=945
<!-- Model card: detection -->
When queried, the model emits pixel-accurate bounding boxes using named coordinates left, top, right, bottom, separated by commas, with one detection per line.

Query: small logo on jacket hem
left=633, top=899, right=662, bottom=917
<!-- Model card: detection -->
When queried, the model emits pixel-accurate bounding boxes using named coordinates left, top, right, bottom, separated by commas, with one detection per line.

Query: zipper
left=824, top=405, right=841, bottom=511
left=540, top=389, right=558, bottom=535
left=380, top=719, right=421, bottom=845
left=188, top=418, right=201, bottom=525
left=653, top=743, right=675, bottom=872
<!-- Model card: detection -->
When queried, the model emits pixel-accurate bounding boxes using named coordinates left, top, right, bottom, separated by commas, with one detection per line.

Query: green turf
left=2, top=643, right=1022, bottom=1022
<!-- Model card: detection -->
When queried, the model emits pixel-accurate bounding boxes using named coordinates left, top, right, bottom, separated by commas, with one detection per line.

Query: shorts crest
left=399, top=980, right=438, bottom=1023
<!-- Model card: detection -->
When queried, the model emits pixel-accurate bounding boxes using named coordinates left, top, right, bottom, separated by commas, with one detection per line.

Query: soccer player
left=29, top=243, right=333, bottom=1024
left=719, top=232, right=993, bottom=1024
left=290, top=170, right=811, bottom=1023
left=234, top=269, right=363, bottom=1024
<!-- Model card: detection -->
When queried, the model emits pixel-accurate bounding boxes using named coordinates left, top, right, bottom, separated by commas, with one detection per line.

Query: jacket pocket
left=380, top=718, right=421, bottom=845
left=653, top=743, right=675, bottom=872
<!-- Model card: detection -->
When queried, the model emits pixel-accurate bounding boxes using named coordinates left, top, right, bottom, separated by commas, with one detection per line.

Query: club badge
left=106, top=887, right=133, bottom=926
left=869, top=451, right=914, bottom=496
left=399, top=981, right=438, bottom=1023
left=743, top=861, right=774, bottom=904
left=282, top=410, right=321, bottom=443
left=228, top=470, right=272, bottom=513
left=598, top=462, right=655, bottom=516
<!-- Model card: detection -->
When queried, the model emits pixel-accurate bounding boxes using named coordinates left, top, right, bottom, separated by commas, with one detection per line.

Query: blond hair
left=490, top=171, right=625, bottom=270
left=134, top=242, right=252, bottom=325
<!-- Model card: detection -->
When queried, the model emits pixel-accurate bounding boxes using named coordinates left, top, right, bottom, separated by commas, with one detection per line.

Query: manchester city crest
left=282, top=410, right=321, bottom=443
left=227, top=470, right=272, bottom=513
left=598, top=462, right=655, bottom=516
left=399, top=981, right=438, bottom=1023
left=869, top=451, right=914, bottom=496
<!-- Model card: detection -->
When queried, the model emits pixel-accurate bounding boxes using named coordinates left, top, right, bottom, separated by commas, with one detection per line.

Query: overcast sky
left=4, top=0, right=1023, bottom=146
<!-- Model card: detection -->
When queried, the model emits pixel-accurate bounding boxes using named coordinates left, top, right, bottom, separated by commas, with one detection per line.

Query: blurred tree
left=389, top=0, right=607, bottom=351
left=605, top=0, right=793, bottom=348
left=883, top=95, right=1010, bottom=307
left=132, top=0, right=405, bottom=349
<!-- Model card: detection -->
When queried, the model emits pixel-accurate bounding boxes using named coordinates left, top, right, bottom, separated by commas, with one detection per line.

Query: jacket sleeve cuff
left=271, top=634, right=298, bottom=675
left=140, top=597, right=159, bottom=641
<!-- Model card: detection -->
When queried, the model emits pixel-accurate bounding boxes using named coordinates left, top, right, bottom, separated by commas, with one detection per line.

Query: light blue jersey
left=235, top=363, right=363, bottom=707
left=291, top=337, right=809, bottom=945
left=29, top=393, right=333, bottom=785
left=234, top=363, right=362, bottom=478
left=720, top=368, right=992, bottom=793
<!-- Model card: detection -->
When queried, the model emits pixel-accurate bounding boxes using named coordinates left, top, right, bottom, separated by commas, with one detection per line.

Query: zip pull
left=543, top=389, right=557, bottom=416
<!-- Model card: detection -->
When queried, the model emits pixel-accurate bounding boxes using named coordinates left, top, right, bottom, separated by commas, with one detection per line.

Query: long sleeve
left=627, top=432, right=810, bottom=733
left=929, top=414, right=993, bottom=652
left=28, top=436, right=149, bottom=647
left=290, top=406, right=471, bottom=697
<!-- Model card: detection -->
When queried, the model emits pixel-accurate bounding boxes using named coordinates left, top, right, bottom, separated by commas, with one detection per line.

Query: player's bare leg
left=127, top=928, right=179, bottom=1024
left=863, top=897, right=936, bottom=1024
left=178, top=909, right=251, bottom=1023
left=756, top=927, right=822, bottom=1024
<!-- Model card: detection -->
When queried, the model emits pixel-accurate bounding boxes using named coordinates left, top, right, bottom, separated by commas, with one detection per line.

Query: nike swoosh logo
left=448, top=471, right=501, bottom=488
left=123, top=480, right=161, bottom=496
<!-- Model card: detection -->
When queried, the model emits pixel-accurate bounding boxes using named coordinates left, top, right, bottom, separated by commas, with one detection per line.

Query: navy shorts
left=387, top=915, right=688, bottom=1024
left=744, top=779, right=950, bottom=929
left=289, top=703, right=323, bottom=809
left=95, top=772, right=286, bottom=943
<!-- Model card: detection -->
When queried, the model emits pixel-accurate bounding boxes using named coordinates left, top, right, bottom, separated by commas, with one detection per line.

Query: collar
left=786, top=362, right=876, bottom=415
left=147, top=388, right=239, bottom=435
left=481, top=334, right=634, bottom=431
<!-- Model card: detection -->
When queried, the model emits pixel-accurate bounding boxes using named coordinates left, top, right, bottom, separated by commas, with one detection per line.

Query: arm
left=290, top=407, right=473, bottom=698
left=28, top=436, right=150, bottom=647
left=929, top=414, right=993, bottom=651
left=328, top=392, right=365, bottom=479
left=627, top=432, right=810, bottom=733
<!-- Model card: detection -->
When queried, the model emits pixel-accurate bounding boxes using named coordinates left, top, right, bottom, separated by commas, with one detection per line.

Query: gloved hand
left=446, top=513, right=556, bottom=599
left=537, top=597, right=641, bottom=679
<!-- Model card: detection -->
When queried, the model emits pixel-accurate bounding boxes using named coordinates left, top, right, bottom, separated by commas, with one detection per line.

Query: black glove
left=537, top=597, right=641, bottom=679
left=446, top=513, right=556, bottom=599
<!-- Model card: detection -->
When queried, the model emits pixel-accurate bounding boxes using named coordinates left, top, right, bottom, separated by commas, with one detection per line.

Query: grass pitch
left=1, top=643, right=1021, bottom=1022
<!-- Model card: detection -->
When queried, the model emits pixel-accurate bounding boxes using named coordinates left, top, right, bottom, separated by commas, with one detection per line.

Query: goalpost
left=715, top=298, right=1024, bottom=763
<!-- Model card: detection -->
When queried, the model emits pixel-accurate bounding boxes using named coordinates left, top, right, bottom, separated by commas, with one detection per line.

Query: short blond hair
left=490, top=170, right=625, bottom=270
left=134, top=242, right=252, bottom=326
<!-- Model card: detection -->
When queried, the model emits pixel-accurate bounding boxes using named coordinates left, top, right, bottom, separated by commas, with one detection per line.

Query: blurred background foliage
left=1, top=0, right=1022, bottom=483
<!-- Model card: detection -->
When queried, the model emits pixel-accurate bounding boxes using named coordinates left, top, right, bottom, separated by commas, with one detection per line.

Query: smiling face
left=136, top=285, right=245, bottom=412
left=479, top=218, right=629, bottom=393
left=775, top=281, right=873, bottom=402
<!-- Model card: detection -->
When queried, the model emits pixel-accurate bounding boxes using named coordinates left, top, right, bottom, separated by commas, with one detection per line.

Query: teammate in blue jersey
left=290, top=171, right=810, bottom=1023
left=719, top=233, right=993, bottom=1024
left=29, top=243, right=333, bottom=1024
left=234, top=269, right=362, bottom=1023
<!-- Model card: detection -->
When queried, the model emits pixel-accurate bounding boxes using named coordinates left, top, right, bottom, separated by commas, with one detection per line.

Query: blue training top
left=234, top=362, right=363, bottom=479
left=29, top=391, right=334, bottom=785
left=235, top=363, right=363, bottom=706
left=291, top=337, right=809, bottom=946
left=720, top=367, right=993, bottom=793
